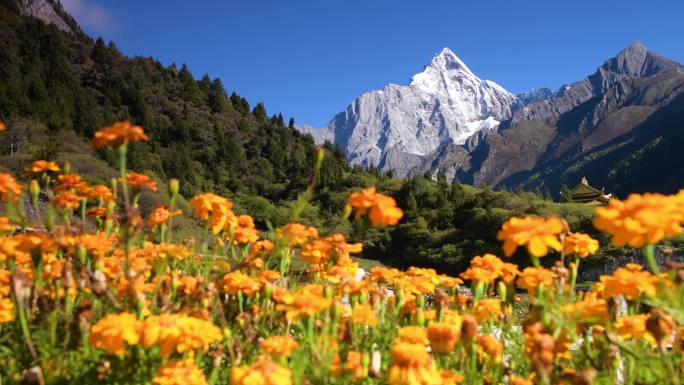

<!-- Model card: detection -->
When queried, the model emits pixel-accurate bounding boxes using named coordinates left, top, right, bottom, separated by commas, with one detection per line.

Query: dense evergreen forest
left=0, top=0, right=631, bottom=274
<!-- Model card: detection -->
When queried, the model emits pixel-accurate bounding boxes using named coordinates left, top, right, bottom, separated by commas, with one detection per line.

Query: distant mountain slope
left=306, top=42, right=684, bottom=197
left=0, top=0, right=345, bottom=202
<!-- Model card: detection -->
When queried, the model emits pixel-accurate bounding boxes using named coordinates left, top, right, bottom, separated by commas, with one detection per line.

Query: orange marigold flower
left=230, top=215, right=260, bottom=244
left=152, top=359, right=208, bottom=385
left=276, top=222, right=319, bottom=246
left=148, top=206, right=182, bottom=228
left=348, top=187, right=403, bottom=227
left=92, top=121, right=149, bottom=148
left=87, top=184, right=114, bottom=201
left=88, top=312, right=142, bottom=355
left=477, top=334, right=503, bottom=362
left=560, top=292, right=608, bottom=323
left=440, top=369, right=465, bottom=385
left=27, top=160, right=60, bottom=174
left=301, top=239, right=333, bottom=265
left=126, top=172, right=157, bottom=191
left=614, top=314, right=656, bottom=345
left=351, top=303, right=378, bottom=327
left=497, top=215, right=567, bottom=258
left=396, top=326, right=429, bottom=345
left=594, top=191, right=684, bottom=248
left=221, top=270, right=262, bottom=297
left=343, top=351, right=367, bottom=381
left=87, top=207, right=107, bottom=219
left=259, top=335, right=299, bottom=358
left=190, top=193, right=231, bottom=220
left=473, top=298, right=504, bottom=322
left=427, top=322, right=461, bottom=353
left=562, top=232, right=599, bottom=258
left=52, top=191, right=82, bottom=210
left=0, top=122, right=5, bottom=131
left=141, top=314, right=222, bottom=358
left=0, top=173, right=22, bottom=201
left=509, top=375, right=536, bottom=385
left=55, top=174, right=87, bottom=192
left=596, top=263, right=657, bottom=300
left=460, top=253, right=506, bottom=285
left=0, top=216, right=15, bottom=233
left=387, top=342, right=441, bottom=385
left=274, top=284, right=333, bottom=321
left=0, top=296, right=15, bottom=323
left=516, top=267, right=558, bottom=295
left=230, top=355, right=292, bottom=385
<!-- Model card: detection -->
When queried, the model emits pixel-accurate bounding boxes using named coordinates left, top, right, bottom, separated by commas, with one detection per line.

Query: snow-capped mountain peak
left=300, top=48, right=518, bottom=177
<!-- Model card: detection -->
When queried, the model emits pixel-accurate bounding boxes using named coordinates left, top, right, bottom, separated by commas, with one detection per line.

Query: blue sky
left=63, top=0, right=683, bottom=128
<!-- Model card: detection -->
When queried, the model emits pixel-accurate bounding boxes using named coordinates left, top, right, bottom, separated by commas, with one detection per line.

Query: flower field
left=0, top=121, right=683, bottom=385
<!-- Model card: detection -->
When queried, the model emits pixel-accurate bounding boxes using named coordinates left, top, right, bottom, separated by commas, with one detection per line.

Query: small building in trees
left=568, top=177, right=611, bottom=204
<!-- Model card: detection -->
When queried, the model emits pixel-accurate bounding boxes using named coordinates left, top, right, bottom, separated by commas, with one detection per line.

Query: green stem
left=642, top=244, right=660, bottom=274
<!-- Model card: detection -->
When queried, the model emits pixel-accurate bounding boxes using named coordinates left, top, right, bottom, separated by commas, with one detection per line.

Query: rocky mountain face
left=458, top=42, right=684, bottom=196
left=19, top=0, right=73, bottom=33
left=303, top=48, right=519, bottom=177
left=305, top=43, right=684, bottom=197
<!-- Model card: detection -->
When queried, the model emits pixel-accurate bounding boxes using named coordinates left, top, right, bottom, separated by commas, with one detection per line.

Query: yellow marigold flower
left=477, top=334, right=503, bottom=363
left=126, top=172, right=157, bottom=191
left=274, top=284, right=332, bottom=321
left=221, top=270, right=262, bottom=297
left=594, top=191, right=684, bottom=248
left=516, top=267, right=557, bottom=295
left=148, top=206, right=182, bottom=228
left=0, top=296, right=15, bottom=323
left=92, top=121, right=149, bottom=148
left=497, top=215, right=567, bottom=257
left=596, top=263, right=657, bottom=300
left=387, top=342, right=441, bottom=385
left=427, top=322, right=460, bottom=353
left=88, top=312, right=142, bottom=355
left=396, top=326, right=429, bottom=345
left=562, top=232, right=599, bottom=258
left=614, top=314, right=656, bottom=345
left=351, top=303, right=378, bottom=327
left=473, top=298, right=504, bottom=322
left=348, top=187, right=403, bottom=227
left=231, top=355, right=292, bottom=385
left=460, top=253, right=506, bottom=285
left=141, top=314, right=222, bottom=358
left=52, top=190, right=82, bottom=210
left=0, top=173, right=22, bottom=201
left=440, top=370, right=464, bottom=385
left=27, top=160, right=60, bottom=174
left=152, top=359, right=207, bottom=385
left=0, top=216, right=15, bottom=233
left=276, top=222, right=318, bottom=246
left=259, top=335, right=299, bottom=358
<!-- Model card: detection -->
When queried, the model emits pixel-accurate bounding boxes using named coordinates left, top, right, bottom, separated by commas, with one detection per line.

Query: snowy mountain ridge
left=300, top=48, right=520, bottom=176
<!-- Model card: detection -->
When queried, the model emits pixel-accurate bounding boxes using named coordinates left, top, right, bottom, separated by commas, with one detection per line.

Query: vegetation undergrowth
left=0, top=121, right=683, bottom=385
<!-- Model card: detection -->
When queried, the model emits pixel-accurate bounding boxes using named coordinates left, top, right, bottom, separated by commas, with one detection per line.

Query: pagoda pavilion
left=568, top=177, right=611, bottom=204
